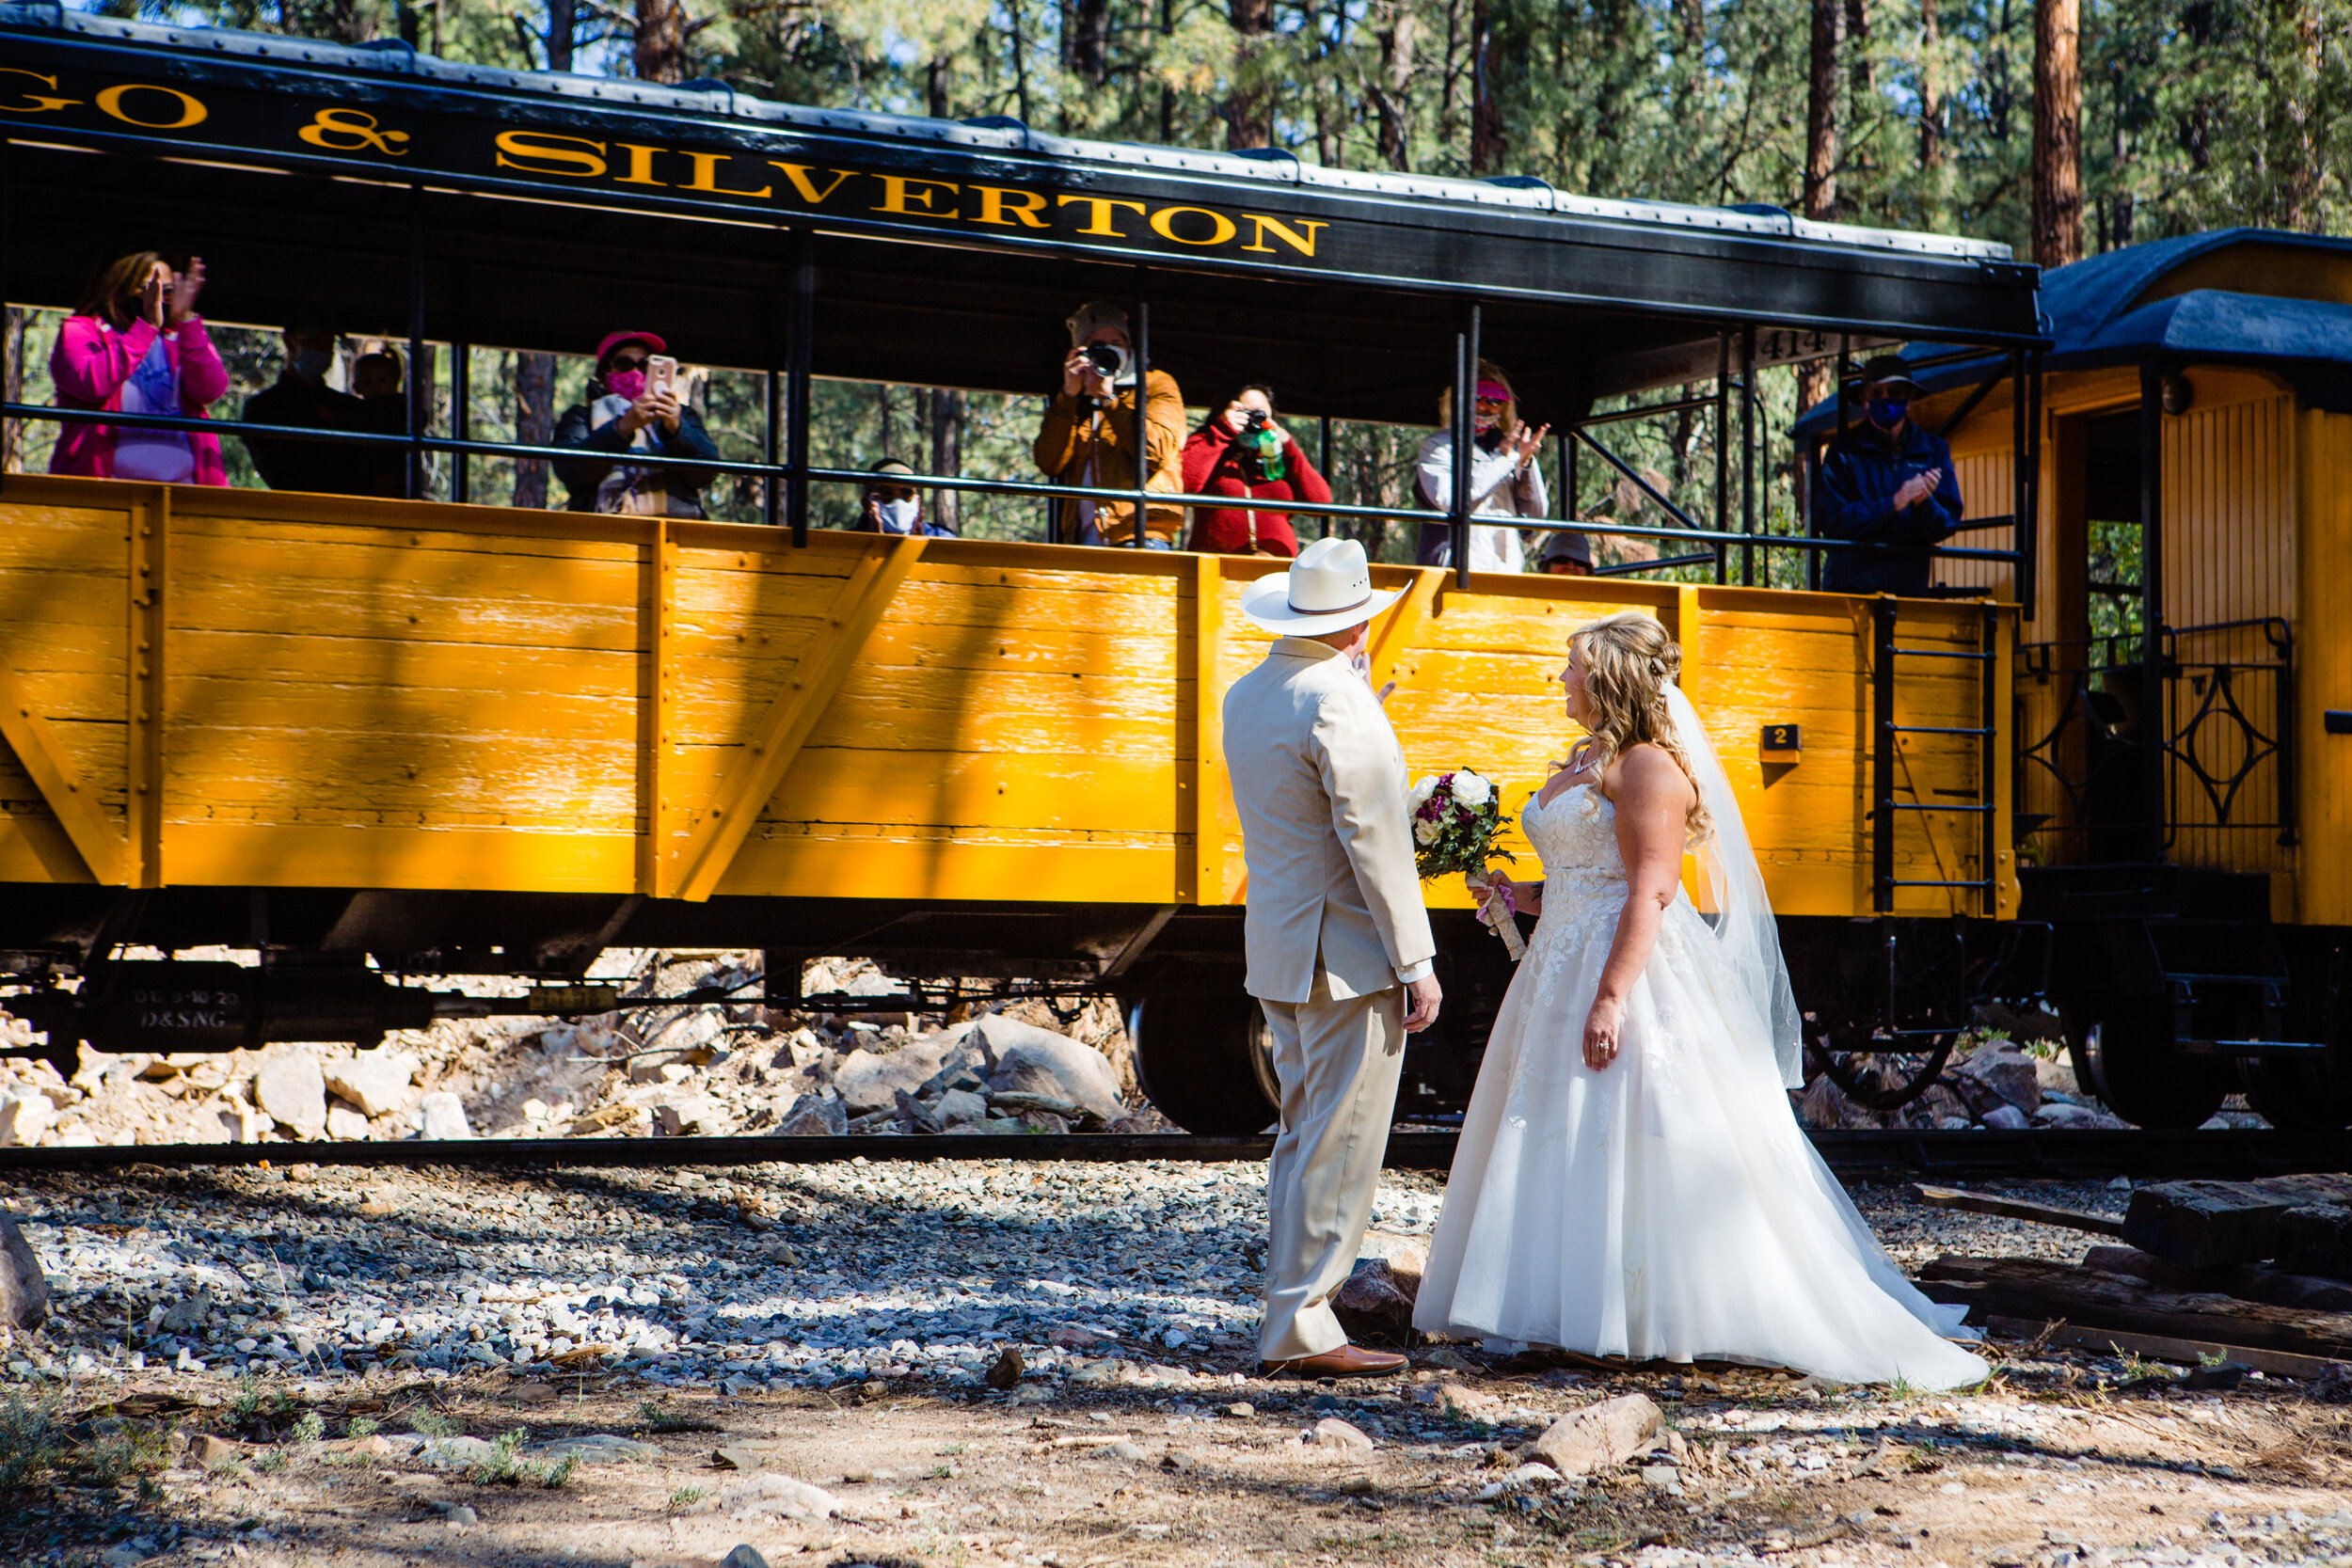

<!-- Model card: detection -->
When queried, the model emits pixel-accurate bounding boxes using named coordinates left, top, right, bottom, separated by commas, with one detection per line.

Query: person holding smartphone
left=49, top=251, right=230, bottom=485
left=552, top=329, right=720, bottom=516
left=1812, top=356, right=1963, bottom=594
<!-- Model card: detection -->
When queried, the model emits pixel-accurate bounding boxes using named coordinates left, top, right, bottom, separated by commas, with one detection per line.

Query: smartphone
left=646, top=355, right=678, bottom=399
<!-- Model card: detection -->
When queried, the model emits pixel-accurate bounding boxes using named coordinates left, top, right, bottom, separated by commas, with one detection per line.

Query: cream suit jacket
left=1221, top=636, right=1438, bottom=1004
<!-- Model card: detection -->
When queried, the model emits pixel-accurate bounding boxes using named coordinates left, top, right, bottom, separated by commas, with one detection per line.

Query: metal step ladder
left=1871, top=599, right=1999, bottom=916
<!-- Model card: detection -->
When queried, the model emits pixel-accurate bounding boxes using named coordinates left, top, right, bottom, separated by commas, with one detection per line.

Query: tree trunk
left=1225, top=0, right=1276, bottom=149
left=2, top=307, right=23, bottom=474
left=1469, top=0, right=1505, bottom=173
left=1067, top=0, right=1112, bottom=84
left=925, top=388, right=964, bottom=532
left=634, top=0, right=689, bottom=83
left=2106, top=65, right=2134, bottom=247
left=2031, top=0, right=2083, bottom=267
left=1844, top=0, right=1871, bottom=94
left=1371, top=1, right=1418, bottom=171
left=1804, top=0, right=1841, bottom=224
left=547, top=0, right=576, bottom=69
left=928, top=55, right=950, bottom=119
left=1799, top=0, right=1841, bottom=417
left=1918, top=0, right=1944, bottom=217
left=514, top=351, right=556, bottom=510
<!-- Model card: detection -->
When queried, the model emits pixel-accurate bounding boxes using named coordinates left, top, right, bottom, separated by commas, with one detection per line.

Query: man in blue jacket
left=1814, top=356, right=1963, bottom=594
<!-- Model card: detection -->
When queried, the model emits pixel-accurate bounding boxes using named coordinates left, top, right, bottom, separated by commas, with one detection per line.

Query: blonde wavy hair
left=1568, top=611, right=1712, bottom=844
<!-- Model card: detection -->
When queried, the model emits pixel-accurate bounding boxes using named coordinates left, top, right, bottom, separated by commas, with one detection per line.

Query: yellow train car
left=1875, top=229, right=2352, bottom=1129
left=0, top=12, right=2042, bottom=1132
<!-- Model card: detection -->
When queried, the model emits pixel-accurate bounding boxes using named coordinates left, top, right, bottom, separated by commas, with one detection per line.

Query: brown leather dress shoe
left=1260, top=1343, right=1409, bottom=1378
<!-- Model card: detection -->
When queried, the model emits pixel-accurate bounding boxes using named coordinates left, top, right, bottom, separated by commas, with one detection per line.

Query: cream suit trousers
left=1258, top=975, right=1406, bottom=1361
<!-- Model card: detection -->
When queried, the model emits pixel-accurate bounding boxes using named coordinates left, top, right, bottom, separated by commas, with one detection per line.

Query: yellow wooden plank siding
left=2161, top=385, right=2297, bottom=883
left=0, top=476, right=2010, bottom=920
left=2296, top=408, right=2352, bottom=927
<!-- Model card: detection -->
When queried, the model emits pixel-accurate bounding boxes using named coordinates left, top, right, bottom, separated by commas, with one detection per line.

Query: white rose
left=1406, top=775, right=1438, bottom=811
left=1414, top=817, right=1441, bottom=846
left=1451, top=770, right=1493, bottom=807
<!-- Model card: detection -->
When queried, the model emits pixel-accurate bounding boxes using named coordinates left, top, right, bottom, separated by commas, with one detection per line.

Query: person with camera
left=1181, top=385, right=1332, bottom=558
left=49, top=250, right=230, bottom=485
left=553, top=329, right=720, bottom=516
left=1031, top=301, right=1184, bottom=547
left=1412, top=359, right=1574, bottom=575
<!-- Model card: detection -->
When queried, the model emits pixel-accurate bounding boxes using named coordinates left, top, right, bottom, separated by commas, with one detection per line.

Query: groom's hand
left=1401, top=975, right=1442, bottom=1036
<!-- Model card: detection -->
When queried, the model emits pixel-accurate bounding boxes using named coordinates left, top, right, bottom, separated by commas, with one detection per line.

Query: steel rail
left=0, top=1128, right=2344, bottom=1181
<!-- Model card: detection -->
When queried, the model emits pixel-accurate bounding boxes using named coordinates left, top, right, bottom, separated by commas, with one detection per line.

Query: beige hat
left=1239, top=537, right=1406, bottom=635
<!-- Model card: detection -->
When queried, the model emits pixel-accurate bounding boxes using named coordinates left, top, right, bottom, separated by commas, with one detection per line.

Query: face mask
left=876, top=498, right=919, bottom=532
left=1867, top=398, right=1908, bottom=431
left=292, top=348, right=332, bottom=382
left=606, top=369, right=647, bottom=403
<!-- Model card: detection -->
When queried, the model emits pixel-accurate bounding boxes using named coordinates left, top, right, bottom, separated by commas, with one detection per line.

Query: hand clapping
left=1892, top=468, right=1943, bottom=511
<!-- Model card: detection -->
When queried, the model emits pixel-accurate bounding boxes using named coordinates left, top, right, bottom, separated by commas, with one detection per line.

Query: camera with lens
left=1240, top=407, right=1270, bottom=435
left=1084, top=341, right=1129, bottom=381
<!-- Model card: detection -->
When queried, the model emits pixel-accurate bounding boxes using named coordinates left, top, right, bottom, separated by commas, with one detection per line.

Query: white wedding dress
left=1413, top=778, right=1988, bottom=1389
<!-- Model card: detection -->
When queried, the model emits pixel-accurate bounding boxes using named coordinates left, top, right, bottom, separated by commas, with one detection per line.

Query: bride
left=1412, top=612, right=1986, bottom=1388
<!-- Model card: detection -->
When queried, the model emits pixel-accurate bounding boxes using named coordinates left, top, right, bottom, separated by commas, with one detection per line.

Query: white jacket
left=1415, top=430, right=1549, bottom=574
left=1220, top=637, right=1438, bottom=1003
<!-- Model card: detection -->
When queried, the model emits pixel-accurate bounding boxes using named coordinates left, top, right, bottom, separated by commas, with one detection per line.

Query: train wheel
left=1805, top=1027, right=1961, bottom=1112
left=1127, top=988, right=1279, bottom=1135
left=2065, top=1001, right=2230, bottom=1130
left=2235, top=1057, right=2350, bottom=1131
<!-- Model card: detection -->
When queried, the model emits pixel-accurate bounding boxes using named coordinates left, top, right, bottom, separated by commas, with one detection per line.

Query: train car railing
left=2015, top=618, right=2295, bottom=866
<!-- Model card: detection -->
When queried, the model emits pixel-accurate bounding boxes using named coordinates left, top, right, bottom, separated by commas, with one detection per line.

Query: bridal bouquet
left=1407, top=769, right=1524, bottom=960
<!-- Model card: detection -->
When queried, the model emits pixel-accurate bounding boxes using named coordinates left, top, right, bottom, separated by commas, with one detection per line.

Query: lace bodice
left=1525, top=782, right=1627, bottom=904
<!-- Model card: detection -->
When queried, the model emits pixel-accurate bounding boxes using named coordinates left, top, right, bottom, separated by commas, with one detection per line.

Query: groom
left=1223, top=536, right=1442, bottom=1378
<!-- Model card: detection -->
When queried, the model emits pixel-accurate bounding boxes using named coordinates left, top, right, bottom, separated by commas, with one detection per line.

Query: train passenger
left=1411, top=360, right=1562, bottom=574
left=1180, top=385, right=1331, bottom=558
left=1535, top=528, right=1595, bottom=575
left=243, top=314, right=363, bottom=495
left=1031, top=301, right=1184, bottom=547
left=1812, top=355, right=1963, bottom=594
left=552, top=330, right=721, bottom=516
left=859, top=459, right=957, bottom=536
left=48, top=251, right=230, bottom=486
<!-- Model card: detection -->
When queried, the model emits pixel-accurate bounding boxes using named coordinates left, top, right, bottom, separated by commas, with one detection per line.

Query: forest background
left=13, top=0, right=2348, bottom=563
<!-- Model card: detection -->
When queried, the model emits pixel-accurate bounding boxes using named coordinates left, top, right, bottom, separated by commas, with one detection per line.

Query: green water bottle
left=1247, top=412, right=1286, bottom=482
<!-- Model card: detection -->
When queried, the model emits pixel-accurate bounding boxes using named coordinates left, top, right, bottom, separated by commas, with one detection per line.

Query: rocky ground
left=0, top=1161, right=2349, bottom=1568
left=0, top=952, right=1170, bottom=1152
left=0, top=952, right=2274, bottom=1150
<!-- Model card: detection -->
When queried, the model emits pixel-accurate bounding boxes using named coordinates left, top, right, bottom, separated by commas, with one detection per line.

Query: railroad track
left=0, top=1126, right=2344, bottom=1180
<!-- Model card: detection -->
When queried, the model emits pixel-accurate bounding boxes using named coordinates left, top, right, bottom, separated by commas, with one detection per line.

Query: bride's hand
left=1582, top=994, right=1626, bottom=1069
left=1484, top=870, right=1539, bottom=920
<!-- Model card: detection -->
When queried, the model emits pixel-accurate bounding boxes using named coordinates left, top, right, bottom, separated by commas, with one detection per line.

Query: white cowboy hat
left=1239, top=536, right=1406, bottom=635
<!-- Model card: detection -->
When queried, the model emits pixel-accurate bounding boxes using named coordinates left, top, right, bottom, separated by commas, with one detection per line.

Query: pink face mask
left=606, top=369, right=647, bottom=403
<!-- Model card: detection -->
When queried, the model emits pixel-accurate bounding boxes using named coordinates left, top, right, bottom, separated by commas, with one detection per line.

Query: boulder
left=0, top=1214, right=51, bottom=1328
left=0, top=1092, right=54, bottom=1148
left=1980, top=1103, right=2031, bottom=1131
left=1333, top=1259, right=1417, bottom=1345
left=776, top=1093, right=847, bottom=1136
left=322, top=1051, right=421, bottom=1118
left=832, top=1037, right=960, bottom=1117
left=2035, top=1053, right=2081, bottom=1097
left=1952, top=1041, right=2042, bottom=1116
left=254, top=1046, right=328, bottom=1136
left=975, top=1016, right=1124, bottom=1124
left=1528, top=1393, right=1665, bottom=1477
left=934, top=1087, right=990, bottom=1128
left=213, top=1103, right=269, bottom=1143
left=1311, top=1417, right=1374, bottom=1451
left=652, top=1097, right=731, bottom=1137
left=325, top=1104, right=371, bottom=1141
left=419, top=1091, right=474, bottom=1140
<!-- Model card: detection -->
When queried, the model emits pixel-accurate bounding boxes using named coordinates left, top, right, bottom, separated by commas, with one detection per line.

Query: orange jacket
left=1031, top=370, right=1186, bottom=545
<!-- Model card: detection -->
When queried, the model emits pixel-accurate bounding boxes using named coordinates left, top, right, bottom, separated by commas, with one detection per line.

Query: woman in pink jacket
left=49, top=251, right=230, bottom=485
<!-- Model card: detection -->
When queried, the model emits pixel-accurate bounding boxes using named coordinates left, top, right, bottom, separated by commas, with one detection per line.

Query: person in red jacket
left=1181, top=385, right=1332, bottom=557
